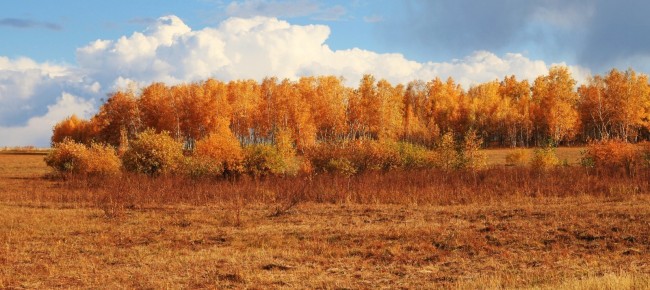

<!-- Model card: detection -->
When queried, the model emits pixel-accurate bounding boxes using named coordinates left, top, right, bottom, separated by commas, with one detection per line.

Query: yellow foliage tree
left=532, top=66, right=580, bottom=144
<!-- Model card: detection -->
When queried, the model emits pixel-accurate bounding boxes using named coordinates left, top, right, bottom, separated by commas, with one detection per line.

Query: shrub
left=457, top=130, right=487, bottom=170
left=297, top=156, right=314, bottom=175
left=433, top=132, right=459, bottom=170
left=325, top=157, right=357, bottom=176
left=358, top=140, right=401, bottom=172
left=398, top=142, right=435, bottom=169
left=244, top=144, right=299, bottom=177
left=45, top=139, right=120, bottom=176
left=307, top=140, right=440, bottom=174
left=303, top=143, right=336, bottom=173
left=45, top=139, right=88, bottom=174
left=194, top=130, right=244, bottom=176
left=505, top=149, right=530, bottom=166
left=180, top=156, right=224, bottom=179
left=581, top=139, right=639, bottom=176
left=530, top=145, right=559, bottom=171
left=122, top=130, right=183, bottom=176
left=275, top=127, right=301, bottom=175
left=304, top=142, right=352, bottom=174
left=306, top=140, right=404, bottom=174
left=83, top=143, right=122, bottom=176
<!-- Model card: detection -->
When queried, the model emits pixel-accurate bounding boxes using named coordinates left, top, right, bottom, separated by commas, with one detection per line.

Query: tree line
left=52, top=66, right=650, bottom=150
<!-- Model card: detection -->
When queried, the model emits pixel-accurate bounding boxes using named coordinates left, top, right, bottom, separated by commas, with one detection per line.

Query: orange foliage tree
left=92, top=90, right=141, bottom=147
left=402, top=80, right=431, bottom=145
left=49, top=69, right=650, bottom=177
left=139, top=82, right=181, bottom=139
left=51, top=114, right=96, bottom=145
left=532, top=66, right=580, bottom=145
left=227, top=79, right=261, bottom=144
left=500, top=75, right=533, bottom=147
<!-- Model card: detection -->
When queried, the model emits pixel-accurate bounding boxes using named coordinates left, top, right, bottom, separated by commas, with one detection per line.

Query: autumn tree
left=352, top=74, right=380, bottom=138
left=604, top=69, right=650, bottom=141
left=348, top=75, right=404, bottom=141
left=579, top=69, right=650, bottom=142
left=346, top=77, right=366, bottom=139
left=500, top=76, right=533, bottom=147
left=402, top=80, right=430, bottom=144
left=531, top=66, right=580, bottom=144
left=227, top=79, right=261, bottom=144
left=306, top=76, right=348, bottom=141
left=139, top=82, right=181, bottom=139
left=425, top=77, right=468, bottom=139
left=250, top=78, right=316, bottom=149
left=92, top=90, right=141, bottom=147
left=254, top=77, right=278, bottom=142
left=157, top=79, right=233, bottom=149
left=375, top=79, right=404, bottom=140
left=272, top=79, right=316, bottom=150
left=51, top=114, right=96, bottom=145
left=578, top=75, right=611, bottom=140
left=468, top=81, right=506, bottom=145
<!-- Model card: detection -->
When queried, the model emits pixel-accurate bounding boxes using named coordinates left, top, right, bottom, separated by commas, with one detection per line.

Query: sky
left=1, top=0, right=649, bottom=147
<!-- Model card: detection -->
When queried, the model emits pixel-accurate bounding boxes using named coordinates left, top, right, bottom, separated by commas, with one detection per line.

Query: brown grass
left=1, top=152, right=650, bottom=289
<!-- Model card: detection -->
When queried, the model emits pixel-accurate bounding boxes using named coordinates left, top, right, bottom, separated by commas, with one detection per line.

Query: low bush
left=45, top=139, right=87, bottom=174
left=433, top=132, right=458, bottom=170
left=530, top=145, right=559, bottom=171
left=356, top=140, right=401, bottom=172
left=398, top=142, right=435, bottom=169
left=194, top=130, right=244, bottom=177
left=244, top=144, right=299, bottom=177
left=325, top=157, right=357, bottom=176
left=457, top=130, right=487, bottom=170
left=180, top=156, right=224, bottom=179
left=122, top=130, right=184, bottom=176
left=84, top=143, right=122, bottom=176
left=581, top=139, right=640, bottom=176
left=45, top=139, right=120, bottom=176
left=306, top=140, right=406, bottom=174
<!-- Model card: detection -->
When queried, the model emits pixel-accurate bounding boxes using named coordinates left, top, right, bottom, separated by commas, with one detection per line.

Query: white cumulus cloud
left=0, top=57, right=99, bottom=129
left=1, top=15, right=591, bottom=147
left=0, top=92, right=94, bottom=147
left=77, top=15, right=590, bottom=88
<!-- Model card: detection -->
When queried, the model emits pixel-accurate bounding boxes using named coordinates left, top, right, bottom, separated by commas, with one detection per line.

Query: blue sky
left=1, top=0, right=649, bottom=146
left=1, top=0, right=390, bottom=63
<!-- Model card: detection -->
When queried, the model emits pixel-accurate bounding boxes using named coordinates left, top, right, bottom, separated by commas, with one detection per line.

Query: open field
left=0, top=147, right=49, bottom=155
left=1, top=153, right=650, bottom=289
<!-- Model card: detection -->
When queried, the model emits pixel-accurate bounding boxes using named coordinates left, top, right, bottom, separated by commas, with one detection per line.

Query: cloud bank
left=385, top=0, right=650, bottom=72
left=0, top=15, right=589, bottom=147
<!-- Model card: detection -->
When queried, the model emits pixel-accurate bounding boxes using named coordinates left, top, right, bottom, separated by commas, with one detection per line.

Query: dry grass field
left=1, top=151, right=650, bottom=289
